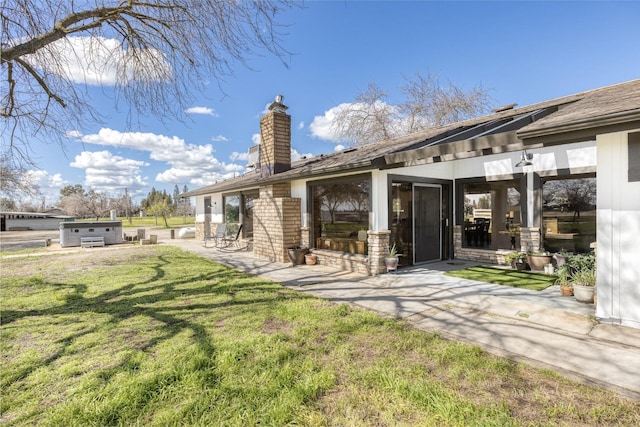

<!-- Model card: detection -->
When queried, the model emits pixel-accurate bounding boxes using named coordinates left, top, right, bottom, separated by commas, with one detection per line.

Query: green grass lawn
left=76, top=216, right=195, bottom=228
left=1, top=247, right=638, bottom=426
left=445, top=266, right=558, bottom=291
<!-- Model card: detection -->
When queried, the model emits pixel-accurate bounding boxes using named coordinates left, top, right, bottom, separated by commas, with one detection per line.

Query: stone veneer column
left=195, top=221, right=205, bottom=241
left=519, top=227, right=541, bottom=252
left=300, top=226, right=310, bottom=249
left=453, top=225, right=462, bottom=255
left=367, top=230, right=391, bottom=275
left=253, top=183, right=301, bottom=263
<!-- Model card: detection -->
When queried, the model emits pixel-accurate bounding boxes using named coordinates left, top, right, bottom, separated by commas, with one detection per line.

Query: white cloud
left=70, top=151, right=148, bottom=194
left=76, top=128, right=247, bottom=187
left=292, top=149, right=314, bottom=161
left=230, top=151, right=249, bottom=162
left=155, top=163, right=244, bottom=186
left=334, top=144, right=346, bottom=152
left=298, top=121, right=305, bottom=130
left=251, top=133, right=261, bottom=145
left=309, top=103, right=351, bottom=143
left=259, top=103, right=272, bottom=116
left=211, top=135, right=229, bottom=142
left=20, top=170, right=69, bottom=207
left=310, top=101, right=402, bottom=144
left=25, top=36, right=171, bottom=86
left=185, top=106, right=218, bottom=116
left=65, top=130, right=83, bottom=138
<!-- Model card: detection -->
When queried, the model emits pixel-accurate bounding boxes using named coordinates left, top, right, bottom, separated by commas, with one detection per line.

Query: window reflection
left=224, top=195, right=240, bottom=234
left=462, top=181, right=521, bottom=250
left=542, top=177, right=596, bottom=253
left=310, top=176, right=370, bottom=255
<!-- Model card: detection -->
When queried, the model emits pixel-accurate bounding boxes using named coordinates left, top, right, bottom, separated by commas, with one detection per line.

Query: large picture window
left=223, top=195, right=240, bottom=234
left=223, top=192, right=258, bottom=238
left=462, top=180, right=521, bottom=250
left=542, top=177, right=596, bottom=253
left=310, top=175, right=370, bottom=255
left=242, top=191, right=258, bottom=239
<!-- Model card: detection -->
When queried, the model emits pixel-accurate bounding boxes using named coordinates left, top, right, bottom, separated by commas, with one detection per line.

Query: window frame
left=307, top=173, right=372, bottom=255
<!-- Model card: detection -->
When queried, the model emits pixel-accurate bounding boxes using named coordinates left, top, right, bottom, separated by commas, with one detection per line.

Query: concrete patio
left=164, top=235, right=640, bottom=399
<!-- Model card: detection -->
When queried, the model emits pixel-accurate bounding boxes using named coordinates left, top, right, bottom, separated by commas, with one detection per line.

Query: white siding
left=452, top=141, right=596, bottom=179
left=195, top=194, right=223, bottom=224
left=5, top=218, right=63, bottom=230
left=371, top=169, right=386, bottom=231
left=596, top=130, right=640, bottom=328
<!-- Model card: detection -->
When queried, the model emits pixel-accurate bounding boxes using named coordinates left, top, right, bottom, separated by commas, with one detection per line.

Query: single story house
left=1, top=211, right=75, bottom=231
left=183, top=80, right=640, bottom=329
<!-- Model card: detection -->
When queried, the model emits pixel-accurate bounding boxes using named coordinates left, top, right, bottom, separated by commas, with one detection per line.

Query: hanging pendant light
left=515, top=150, right=533, bottom=167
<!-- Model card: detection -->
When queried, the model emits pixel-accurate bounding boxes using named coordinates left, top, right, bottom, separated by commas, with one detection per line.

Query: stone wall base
left=454, top=225, right=546, bottom=264
left=455, top=248, right=513, bottom=265
left=367, top=230, right=391, bottom=276
left=312, top=249, right=369, bottom=275
left=195, top=221, right=205, bottom=241
left=519, top=227, right=542, bottom=252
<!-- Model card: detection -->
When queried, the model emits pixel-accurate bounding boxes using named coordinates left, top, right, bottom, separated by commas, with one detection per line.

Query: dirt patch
left=1, top=245, right=151, bottom=280
left=262, top=317, right=293, bottom=335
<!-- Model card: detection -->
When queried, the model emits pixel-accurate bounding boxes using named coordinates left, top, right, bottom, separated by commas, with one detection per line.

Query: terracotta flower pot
left=560, top=286, right=574, bottom=297
left=305, top=253, right=317, bottom=265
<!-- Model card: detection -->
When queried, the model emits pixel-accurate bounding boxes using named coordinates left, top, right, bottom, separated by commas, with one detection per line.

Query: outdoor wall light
left=515, top=150, right=534, bottom=167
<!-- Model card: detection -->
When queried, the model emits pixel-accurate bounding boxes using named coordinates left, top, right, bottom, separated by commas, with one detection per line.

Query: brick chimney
left=259, top=95, right=291, bottom=177
left=253, top=95, right=300, bottom=263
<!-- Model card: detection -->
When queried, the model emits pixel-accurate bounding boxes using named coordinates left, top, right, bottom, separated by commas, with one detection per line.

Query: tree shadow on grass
left=1, top=251, right=314, bottom=396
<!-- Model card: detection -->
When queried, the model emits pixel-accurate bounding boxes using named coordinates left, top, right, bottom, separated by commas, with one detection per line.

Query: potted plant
left=527, top=250, right=553, bottom=271
left=287, top=237, right=308, bottom=266
left=571, top=262, right=596, bottom=303
left=505, top=251, right=527, bottom=270
left=385, top=242, right=400, bottom=272
left=555, top=265, right=573, bottom=296
left=304, top=252, right=317, bottom=265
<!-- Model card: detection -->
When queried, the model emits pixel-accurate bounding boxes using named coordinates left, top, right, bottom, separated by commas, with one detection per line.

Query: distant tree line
left=0, top=184, right=194, bottom=224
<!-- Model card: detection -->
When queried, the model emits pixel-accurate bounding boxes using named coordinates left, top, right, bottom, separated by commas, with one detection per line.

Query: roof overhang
left=378, top=108, right=554, bottom=168
left=517, top=109, right=640, bottom=146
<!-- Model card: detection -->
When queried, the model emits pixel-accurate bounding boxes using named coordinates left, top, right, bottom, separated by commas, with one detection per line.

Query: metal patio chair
left=220, top=224, right=243, bottom=250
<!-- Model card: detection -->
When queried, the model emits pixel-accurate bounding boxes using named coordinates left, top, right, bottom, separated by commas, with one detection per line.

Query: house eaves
left=517, top=79, right=640, bottom=145
left=379, top=107, right=557, bottom=168
left=182, top=80, right=640, bottom=198
left=518, top=109, right=640, bottom=146
left=181, top=129, right=454, bottom=198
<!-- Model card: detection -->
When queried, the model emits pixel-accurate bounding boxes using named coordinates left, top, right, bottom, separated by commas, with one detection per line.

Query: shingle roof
left=518, top=79, right=640, bottom=138
left=182, top=79, right=640, bottom=198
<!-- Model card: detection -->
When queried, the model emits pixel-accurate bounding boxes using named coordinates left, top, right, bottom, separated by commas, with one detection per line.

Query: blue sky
left=16, top=1, right=640, bottom=206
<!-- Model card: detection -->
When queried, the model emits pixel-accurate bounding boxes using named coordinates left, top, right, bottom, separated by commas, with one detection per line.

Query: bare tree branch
left=332, top=73, right=493, bottom=147
left=1, top=0, right=295, bottom=167
left=0, top=157, right=39, bottom=197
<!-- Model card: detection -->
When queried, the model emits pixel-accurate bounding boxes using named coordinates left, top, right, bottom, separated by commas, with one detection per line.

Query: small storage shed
left=59, top=221, right=123, bottom=247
